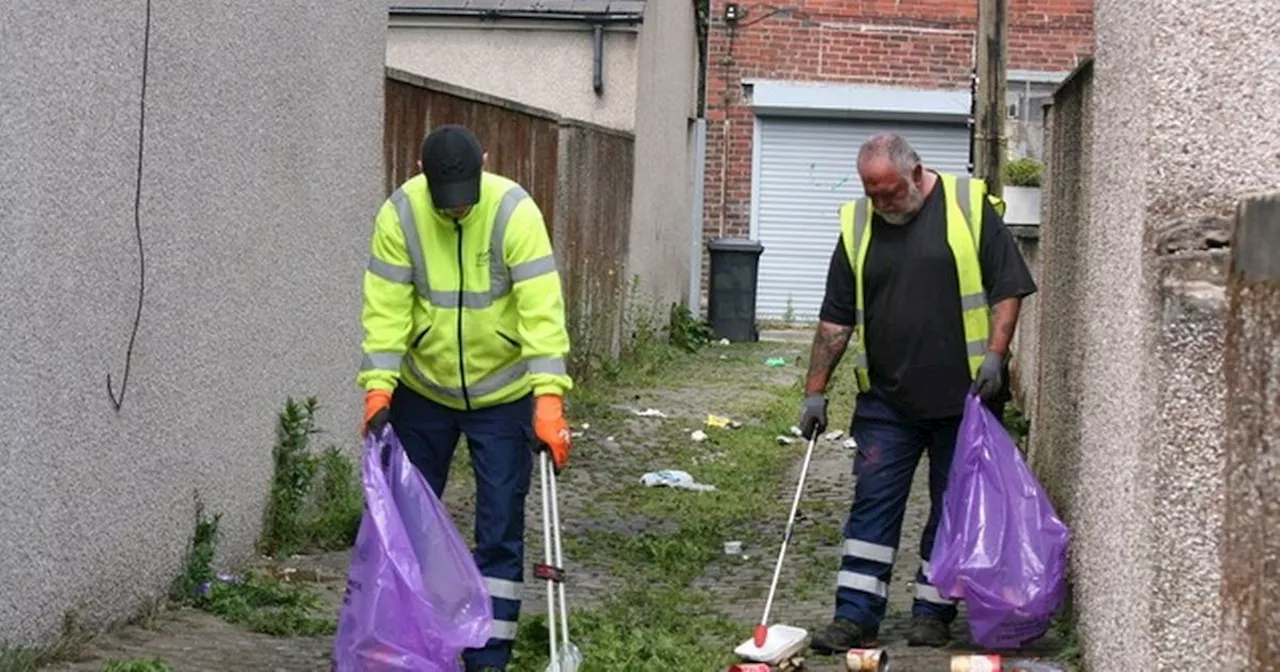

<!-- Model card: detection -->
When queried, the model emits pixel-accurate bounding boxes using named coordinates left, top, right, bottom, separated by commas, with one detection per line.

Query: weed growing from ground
left=100, top=658, right=175, bottom=672
left=171, top=495, right=336, bottom=637
left=667, top=301, right=713, bottom=353
left=260, top=397, right=364, bottom=558
left=0, top=608, right=93, bottom=672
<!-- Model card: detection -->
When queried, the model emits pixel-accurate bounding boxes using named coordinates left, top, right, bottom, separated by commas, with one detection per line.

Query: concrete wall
left=386, top=17, right=638, bottom=132
left=626, top=0, right=700, bottom=311
left=1028, top=1, right=1280, bottom=669
left=0, top=0, right=385, bottom=647
left=1008, top=227, right=1041, bottom=416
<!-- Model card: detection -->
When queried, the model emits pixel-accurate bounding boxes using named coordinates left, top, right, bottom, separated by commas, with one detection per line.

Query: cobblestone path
left=42, top=340, right=1070, bottom=672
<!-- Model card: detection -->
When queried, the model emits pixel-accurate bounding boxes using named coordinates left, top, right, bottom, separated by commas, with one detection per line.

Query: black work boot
left=907, top=612, right=951, bottom=647
left=809, top=618, right=879, bottom=654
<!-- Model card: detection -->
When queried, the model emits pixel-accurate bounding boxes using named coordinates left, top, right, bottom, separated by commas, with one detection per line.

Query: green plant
left=0, top=607, right=93, bottom=672
left=259, top=397, right=363, bottom=558
left=260, top=397, right=323, bottom=557
left=171, top=494, right=336, bottom=637
left=196, top=571, right=336, bottom=637
left=170, top=494, right=221, bottom=603
left=1004, top=157, right=1044, bottom=187
left=667, top=302, right=713, bottom=353
left=101, top=658, right=175, bottom=672
left=1003, top=403, right=1032, bottom=452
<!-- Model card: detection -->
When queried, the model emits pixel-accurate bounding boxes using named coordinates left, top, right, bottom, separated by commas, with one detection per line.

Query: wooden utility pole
left=971, top=0, right=1009, bottom=196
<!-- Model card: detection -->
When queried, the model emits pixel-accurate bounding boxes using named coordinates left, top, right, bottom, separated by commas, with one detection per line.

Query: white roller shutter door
left=752, top=117, right=972, bottom=322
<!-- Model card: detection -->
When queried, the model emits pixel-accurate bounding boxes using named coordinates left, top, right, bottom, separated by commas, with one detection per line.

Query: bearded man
left=798, top=132, right=1038, bottom=652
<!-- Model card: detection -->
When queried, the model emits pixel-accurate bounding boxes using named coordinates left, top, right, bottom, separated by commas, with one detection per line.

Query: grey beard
left=880, top=210, right=916, bottom=225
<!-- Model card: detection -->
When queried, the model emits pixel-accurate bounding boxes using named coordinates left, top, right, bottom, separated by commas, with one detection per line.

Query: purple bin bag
left=928, top=394, right=1070, bottom=650
left=332, top=425, right=493, bottom=671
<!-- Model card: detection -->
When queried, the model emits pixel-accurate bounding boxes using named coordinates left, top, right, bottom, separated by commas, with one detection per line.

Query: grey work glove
left=799, top=393, right=828, bottom=440
left=972, top=351, right=1006, bottom=401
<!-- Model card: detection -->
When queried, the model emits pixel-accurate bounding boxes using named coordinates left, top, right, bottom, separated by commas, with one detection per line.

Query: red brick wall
left=698, top=0, right=1093, bottom=307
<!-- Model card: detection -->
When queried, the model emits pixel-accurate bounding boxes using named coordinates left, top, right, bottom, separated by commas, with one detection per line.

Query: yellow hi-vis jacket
left=358, top=171, right=573, bottom=411
left=838, top=173, right=1007, bottom=393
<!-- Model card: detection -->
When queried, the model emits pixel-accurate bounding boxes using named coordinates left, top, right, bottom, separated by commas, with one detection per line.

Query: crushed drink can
left=846, top=648, right=889, bottom=671
left=951, top=654, right=1003, bottom=672
left=727, top=664, right=771, bottom=672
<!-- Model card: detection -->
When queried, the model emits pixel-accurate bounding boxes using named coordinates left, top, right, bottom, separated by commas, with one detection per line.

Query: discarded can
left=727, top=664, right=771, bottom=672
left=845, top=648, right=888, bottom=671
left=777, top=656, right=806, bottom=672
left=951, top=654, right=1002, bottom=672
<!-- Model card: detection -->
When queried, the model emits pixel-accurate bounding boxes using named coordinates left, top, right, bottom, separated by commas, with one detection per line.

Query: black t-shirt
left=818, top=174, right=1038, bottom=419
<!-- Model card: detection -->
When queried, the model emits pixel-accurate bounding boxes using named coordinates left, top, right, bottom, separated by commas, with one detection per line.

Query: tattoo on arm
left=988, top=298, right=1021, bottom=357
left=805, top=321, right=853, bottom=395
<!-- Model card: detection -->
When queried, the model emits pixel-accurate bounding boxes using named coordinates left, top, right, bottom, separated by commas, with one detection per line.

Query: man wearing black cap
left=357, top=124, right=574, bottom=671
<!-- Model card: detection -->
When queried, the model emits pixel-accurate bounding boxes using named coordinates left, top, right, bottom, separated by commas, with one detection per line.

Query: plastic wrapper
left=929, top=394, right=1071, bottom=649
left=332, top=426, right=493, bottom=671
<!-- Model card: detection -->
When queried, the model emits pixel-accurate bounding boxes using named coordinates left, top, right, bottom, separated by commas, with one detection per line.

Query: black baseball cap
left=421, top=124, right=483, bottom=209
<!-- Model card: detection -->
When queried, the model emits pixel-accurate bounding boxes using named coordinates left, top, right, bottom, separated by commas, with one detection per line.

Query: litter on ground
left=706, top=414, right=743, bottom=429
left=633, top=408, right=668, bottom=418
left=788, top=426, right=804, bottom=437
left=823, top=429, right=844, bottom=441
left=764, top=357, right=787, bottom=367
left=691, top=429, right=709, bottom=442
left=843, top=437, right=858, bottom=449
left=776, top=435, right=796, bottom=445
left=640, top=470, right=717, bottom=492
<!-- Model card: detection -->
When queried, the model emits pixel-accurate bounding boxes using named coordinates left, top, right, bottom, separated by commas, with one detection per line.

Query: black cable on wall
left=107, top=0, right=152, bottom=412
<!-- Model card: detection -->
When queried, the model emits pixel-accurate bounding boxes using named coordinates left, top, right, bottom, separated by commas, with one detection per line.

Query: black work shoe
left=907, top=613, right=951, bottom=647
left=809, top=618, right=879, bottom=654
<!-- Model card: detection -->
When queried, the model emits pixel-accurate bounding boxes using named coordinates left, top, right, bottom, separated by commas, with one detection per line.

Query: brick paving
left=42, top=342, right=1068, bottom=672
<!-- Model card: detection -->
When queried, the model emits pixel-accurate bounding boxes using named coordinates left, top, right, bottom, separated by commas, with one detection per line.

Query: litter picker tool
left=734, top=434, right=818, bottom=663
left=535, top=446, right=583, bottom=672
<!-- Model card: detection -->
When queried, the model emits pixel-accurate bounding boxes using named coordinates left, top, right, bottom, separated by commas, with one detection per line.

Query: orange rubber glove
left=534, top=394, right=571, bottom=469
left=363, top=390, right=392, bottom=437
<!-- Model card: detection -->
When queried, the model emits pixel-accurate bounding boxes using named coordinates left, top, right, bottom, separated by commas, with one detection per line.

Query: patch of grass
left=512, top=342, right=821, bottom=670
left=509, top=587, right=744, bottom=671
left=171, top=495, right=335, bottom=637
left=100, top=658, right=175, bottom=672
left=195, top=572, right=336, bottom=637
left=0, top=608, right=93, bottom=672
left=259, top=396, right=363, bottom=558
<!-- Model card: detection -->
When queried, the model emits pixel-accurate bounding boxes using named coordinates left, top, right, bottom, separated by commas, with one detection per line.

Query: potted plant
left=1001, top=157, right=1043, bottom=225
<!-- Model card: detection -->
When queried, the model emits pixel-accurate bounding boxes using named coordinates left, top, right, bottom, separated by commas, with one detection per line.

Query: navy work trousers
left=389, top=383, right=534, bottom=670
left=833, top=391, right=1004, bottom=631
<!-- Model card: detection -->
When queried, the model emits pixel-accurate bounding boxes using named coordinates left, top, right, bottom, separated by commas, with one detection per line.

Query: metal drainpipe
left=592, top=23, right=604, bottom=95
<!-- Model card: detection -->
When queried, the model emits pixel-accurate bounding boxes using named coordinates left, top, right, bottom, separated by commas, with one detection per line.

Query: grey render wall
left=1029, top=1, right=1280, bottom=669
left=0, top=1, right=385, bottom=646
left=386, top=17, right=639, bottom=132
left=626, top=0, right=699, bottom=311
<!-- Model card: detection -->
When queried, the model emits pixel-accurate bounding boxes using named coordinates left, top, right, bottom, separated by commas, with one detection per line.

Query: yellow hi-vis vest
left=838, top=173, right=1006, bottom=393
left=357, top=171, right=573, bottom=411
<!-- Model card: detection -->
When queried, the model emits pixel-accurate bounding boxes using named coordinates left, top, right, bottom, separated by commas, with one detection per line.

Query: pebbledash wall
left=0, top=1, right=385, bottom=648
left=699, top=0, right=1093, bottom=322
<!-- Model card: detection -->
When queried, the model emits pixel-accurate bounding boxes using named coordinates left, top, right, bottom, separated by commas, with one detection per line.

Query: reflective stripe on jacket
left=358, top=171, right=573, bottom=411
left=838, top=173, right=1006, bottom=393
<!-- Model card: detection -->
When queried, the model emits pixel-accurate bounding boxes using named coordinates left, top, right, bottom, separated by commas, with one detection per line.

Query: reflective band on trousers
left=375, top=184, right=558, bottom=306
left=843, top=538, right=896, bottom=565
left=838, top=570, right=889, bottom=599
left=491, top=619, right=519, bottom=641
left=484, top=576, right=522, bottom=602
